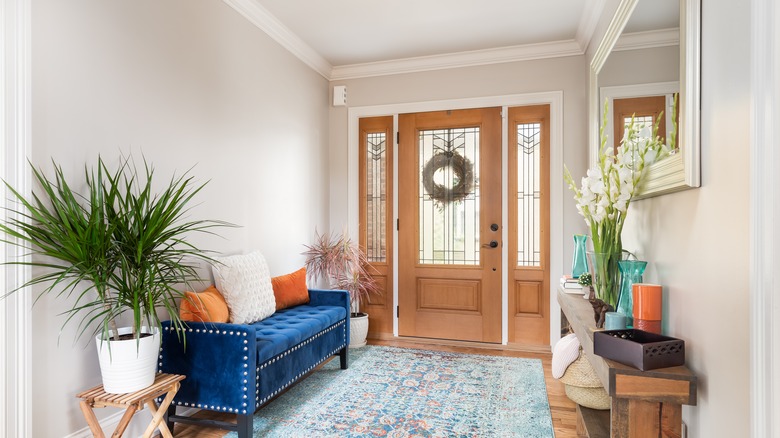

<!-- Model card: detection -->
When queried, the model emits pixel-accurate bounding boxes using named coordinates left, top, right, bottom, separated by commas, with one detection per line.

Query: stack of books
left=560, top=275, right=582, bottom=291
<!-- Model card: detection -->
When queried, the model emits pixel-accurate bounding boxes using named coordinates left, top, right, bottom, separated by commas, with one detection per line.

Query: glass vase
left=587, top=251, right=621, bottom=308
left=572, top=235, right=589, bottom=278
left=616, top=260, right=647, bottom=327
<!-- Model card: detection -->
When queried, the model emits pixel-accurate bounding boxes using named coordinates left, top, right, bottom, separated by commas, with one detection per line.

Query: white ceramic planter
left=95, top=326, right=160, bottom=394
left=349, top=313, right=369, bottom=348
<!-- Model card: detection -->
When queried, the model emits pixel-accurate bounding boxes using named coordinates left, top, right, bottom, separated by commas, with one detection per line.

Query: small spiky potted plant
left=0, top=156, right=229, bottom=393
left=303, top=230, right=379, bottom=348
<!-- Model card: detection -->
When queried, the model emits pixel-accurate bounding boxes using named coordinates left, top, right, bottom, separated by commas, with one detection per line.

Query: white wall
left=30, top=0, right=329, bottom=436
left=619, top=0, right=751, bottom=436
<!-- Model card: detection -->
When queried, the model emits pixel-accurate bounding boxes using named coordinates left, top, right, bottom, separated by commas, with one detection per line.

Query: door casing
left=346, top=93, right=564, bottom=347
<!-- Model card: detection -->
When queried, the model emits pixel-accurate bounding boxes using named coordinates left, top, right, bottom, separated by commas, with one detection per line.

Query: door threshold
left=367, top=333, right=551, bottom=354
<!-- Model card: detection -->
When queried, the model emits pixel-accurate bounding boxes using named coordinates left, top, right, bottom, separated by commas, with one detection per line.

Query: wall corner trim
left=1, top=0, right=33, bottom=436
left=750, top=0, right=778, bottom=436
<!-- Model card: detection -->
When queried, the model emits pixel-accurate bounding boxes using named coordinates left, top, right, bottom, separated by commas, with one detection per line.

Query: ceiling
left=253, top=0, right=594, bottom=66
left=225, top=0, right=679, bottom=80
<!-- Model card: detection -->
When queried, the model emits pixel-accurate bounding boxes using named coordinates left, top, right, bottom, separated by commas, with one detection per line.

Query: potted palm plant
left=0, top=156, right=229, bottom=393
left=303, top=230, right=379, bottom=347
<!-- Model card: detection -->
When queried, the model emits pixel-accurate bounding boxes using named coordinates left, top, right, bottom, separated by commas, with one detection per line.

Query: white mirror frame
left=589, top=0, right=701, bottom=198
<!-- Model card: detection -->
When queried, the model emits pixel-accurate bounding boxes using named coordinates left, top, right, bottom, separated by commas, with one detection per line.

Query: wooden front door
left=397, top=108, right=502, bottom=343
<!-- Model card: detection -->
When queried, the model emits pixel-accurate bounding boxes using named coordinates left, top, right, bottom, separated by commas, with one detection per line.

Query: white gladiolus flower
left=619, top=167, right=633, bottom=185
left=563, top=98, right=676, bottom=307
left=645, top=148, right=658, bottom=166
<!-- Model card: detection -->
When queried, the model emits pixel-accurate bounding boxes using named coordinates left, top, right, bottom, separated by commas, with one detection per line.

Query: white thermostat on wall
left=333, top=85, right=347, bottom=106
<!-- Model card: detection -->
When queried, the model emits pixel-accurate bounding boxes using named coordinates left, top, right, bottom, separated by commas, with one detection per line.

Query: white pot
left=349, top=313, right=369, bottom=348
left=95, top=326, right=160, bottom=394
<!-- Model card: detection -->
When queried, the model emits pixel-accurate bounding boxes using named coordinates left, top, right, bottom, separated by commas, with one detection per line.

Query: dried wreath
left=421, top=152, right=474, bottom=204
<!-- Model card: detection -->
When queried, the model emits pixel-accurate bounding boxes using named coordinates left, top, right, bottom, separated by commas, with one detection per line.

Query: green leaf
left=0, top=154, right=237, bottom=344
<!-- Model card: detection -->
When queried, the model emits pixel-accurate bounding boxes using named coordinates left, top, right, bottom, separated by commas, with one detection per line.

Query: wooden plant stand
left=76, top=373, right=185, bottom=438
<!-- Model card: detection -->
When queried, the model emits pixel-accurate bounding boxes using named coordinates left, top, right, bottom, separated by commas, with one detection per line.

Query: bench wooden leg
left=339, top=347, right=348, bottom=370
left=237, top=413, right=253, bottom=438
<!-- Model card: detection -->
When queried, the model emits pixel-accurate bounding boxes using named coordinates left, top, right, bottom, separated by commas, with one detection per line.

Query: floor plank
left=162, top=338, right=579, bottom=437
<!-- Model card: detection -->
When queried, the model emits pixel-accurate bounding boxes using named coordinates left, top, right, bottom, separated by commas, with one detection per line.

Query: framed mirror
left=588, top=0, right=701, bottom=198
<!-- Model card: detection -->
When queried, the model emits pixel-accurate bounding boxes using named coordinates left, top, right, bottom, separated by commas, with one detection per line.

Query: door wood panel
left=417, top=278, right=481, bottom=313
left=514, top=281, right=543, bottom=316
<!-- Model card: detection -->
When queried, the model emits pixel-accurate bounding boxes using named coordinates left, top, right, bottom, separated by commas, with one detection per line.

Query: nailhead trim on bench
left=255, top=320, right=346, bottom=407
left=160, top=318, right=346, bottom=415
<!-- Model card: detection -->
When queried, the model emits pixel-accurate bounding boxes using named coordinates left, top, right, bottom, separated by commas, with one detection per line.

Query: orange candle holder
left=634, top=319, right=662, bottom=334
left=632, top=283, right=663, bottom=321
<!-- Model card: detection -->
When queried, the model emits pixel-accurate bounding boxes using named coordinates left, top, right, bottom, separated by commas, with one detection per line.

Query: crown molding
left=330, top=40, right=583, bottom=81
left=225, top=0, right=593, bottom=81
left=222, top=0, right=332, bottom=79
left=614, top=27, right=679, bottom=51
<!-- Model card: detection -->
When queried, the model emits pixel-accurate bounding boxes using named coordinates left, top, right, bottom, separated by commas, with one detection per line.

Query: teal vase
left=617, top=260, right=647, bottom=327
left=587, top=251, right=621, bottom=308
left=572, top=235, right=589, bottom=278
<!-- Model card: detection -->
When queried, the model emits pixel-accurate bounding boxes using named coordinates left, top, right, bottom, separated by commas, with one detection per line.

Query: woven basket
left=564, top=384, right=611, bottom=410
left=560, top=351, right=610, bottom=410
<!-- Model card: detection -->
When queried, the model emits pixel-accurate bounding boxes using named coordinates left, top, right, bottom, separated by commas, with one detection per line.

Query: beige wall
left=619, top=0, right=751, bottom=436
left=598, top=45, right=680, bottom=87
left=30, top=0, right=329, bottom=436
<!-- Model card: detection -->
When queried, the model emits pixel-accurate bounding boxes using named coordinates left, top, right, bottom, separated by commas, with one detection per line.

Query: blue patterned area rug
left=226, top=345, right=554, bottom=438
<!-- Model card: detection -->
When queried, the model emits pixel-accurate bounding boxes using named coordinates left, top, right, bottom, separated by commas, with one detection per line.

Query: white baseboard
left=64, top=407, right=199, bottom=438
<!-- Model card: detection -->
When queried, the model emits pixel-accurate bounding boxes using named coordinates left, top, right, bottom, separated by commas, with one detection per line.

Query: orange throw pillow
left=272, top=267, right=310, bottom=310
left=179, top=285, right=230, bottom=323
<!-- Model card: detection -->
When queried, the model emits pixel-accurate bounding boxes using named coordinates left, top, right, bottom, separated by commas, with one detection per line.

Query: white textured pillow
left=551, top=333, right=581, bottom=379
left=212, top=252, right=276, bottom=324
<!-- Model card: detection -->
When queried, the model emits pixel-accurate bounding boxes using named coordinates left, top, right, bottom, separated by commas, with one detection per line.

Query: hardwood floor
left=164, top=338, right=579, bottom=437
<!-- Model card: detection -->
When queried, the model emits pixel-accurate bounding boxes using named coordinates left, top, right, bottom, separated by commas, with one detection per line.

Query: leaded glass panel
left=418, top=127, right=480, bottom=265
left=516, top=123, right=541, bottom=267
left=366, top=132, right=386, bottom=262
left=625, top=115, right=654, bottom=129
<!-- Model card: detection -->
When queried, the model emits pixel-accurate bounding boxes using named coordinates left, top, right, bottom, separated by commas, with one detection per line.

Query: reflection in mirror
left=590, top=0, right=701, bottom=199
left=599, top=1, right=679, bottom=153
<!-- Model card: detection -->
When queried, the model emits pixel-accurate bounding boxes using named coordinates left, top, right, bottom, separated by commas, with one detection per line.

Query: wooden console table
left=76, top=373, right=185, bottom=438
left=558, top=288, right=697, bottom=438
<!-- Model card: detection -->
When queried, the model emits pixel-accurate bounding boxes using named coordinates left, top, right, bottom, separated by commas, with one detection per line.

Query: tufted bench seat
left=158, top=289, right=350, bottom=438
left=253, top=305, right=346, bottom=364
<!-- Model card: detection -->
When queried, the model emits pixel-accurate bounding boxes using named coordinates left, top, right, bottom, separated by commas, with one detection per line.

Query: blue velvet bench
left=158, top=289, right=350, bottom=437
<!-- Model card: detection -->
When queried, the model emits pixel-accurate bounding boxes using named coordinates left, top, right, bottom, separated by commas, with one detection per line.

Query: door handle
left=482, top=240, right=499, bottom=249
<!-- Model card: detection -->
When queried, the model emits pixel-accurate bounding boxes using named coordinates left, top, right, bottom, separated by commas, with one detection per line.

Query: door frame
left=347, top=92, right=564, bottom=346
